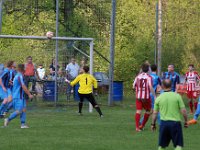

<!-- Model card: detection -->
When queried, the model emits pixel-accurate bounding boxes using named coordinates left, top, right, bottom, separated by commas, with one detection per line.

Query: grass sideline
left=0, top=94, right=199, bottom=150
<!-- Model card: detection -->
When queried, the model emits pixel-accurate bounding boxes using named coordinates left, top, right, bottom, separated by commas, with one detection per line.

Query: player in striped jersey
left=140, top=64, right=162, bottom=125
left=185, top=64, right=200, bottom=114
left=133, top=63, right=156, bottom=132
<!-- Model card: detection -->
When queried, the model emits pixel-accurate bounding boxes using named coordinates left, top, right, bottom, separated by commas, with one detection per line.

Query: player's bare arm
left=151, top=110, right=158, bottom=131
left=180, top=108, right=188, bottom=128
left=0, top=78, right=7, bottom=92
left=22, top=84, right=33, bottom=99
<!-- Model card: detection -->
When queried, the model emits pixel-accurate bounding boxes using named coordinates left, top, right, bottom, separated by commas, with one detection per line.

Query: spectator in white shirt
left=37, top=64, right=45, bottom=80
left=36, top=64, right=45, bottom=95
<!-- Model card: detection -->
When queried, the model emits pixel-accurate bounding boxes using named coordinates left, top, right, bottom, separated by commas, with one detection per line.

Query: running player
left=162, top=64, right=180, bottom=92
left=0, top=61, right=14, bottom=118
left=133, top=63, right=156, bottom=132
left=4, top=63, right=17, bottom=115
left=185, top=64, right=200, bottom=114
left=4, top=64, right=33, bottom=128
left=65, top=66, right=103, bottom=117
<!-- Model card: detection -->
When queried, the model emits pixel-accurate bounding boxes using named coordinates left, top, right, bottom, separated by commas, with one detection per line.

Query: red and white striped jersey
left=185, top=71, right=200, bottom=91
left=133, top=73, right=153, bottom=100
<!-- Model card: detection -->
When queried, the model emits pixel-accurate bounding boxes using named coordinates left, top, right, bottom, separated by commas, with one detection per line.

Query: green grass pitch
left=0, top=96, right=199, bottom=150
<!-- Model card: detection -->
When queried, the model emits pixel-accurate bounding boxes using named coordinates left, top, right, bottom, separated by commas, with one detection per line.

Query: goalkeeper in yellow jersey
left=65, top=66, right=103, bottom=117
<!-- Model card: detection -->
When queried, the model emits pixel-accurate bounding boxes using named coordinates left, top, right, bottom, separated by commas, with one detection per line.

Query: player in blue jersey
left=150, top=64, right=162, bottom=107
left=0, top=61, right=15, bottom=118
left=162, top=64, right=180, bottom=92
left=4, top=63, right=17, bottom=115
left=4, top=64, right=33, bottom=128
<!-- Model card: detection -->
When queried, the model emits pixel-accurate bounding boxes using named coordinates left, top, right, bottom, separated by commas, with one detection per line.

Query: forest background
left=0, top=0, right=199, bottom=88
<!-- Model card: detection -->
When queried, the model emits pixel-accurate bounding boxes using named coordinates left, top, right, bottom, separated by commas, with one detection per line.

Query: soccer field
left=0, top=97, right=199, bottom=150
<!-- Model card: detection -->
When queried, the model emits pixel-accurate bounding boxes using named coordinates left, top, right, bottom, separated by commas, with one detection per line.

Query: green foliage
left=0, top=0, right=200, bottom=86
left=115, top=0, right=200, bottom=85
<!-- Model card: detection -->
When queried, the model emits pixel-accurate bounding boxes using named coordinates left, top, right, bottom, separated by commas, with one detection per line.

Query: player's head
left=39, top=64, right=43, bottom=68
left=12, top=62, right=17, bottom=70
left=188, top=64, right=194, bottom=71
left=27, top=56, right=32, bottom=63
left=168, top=64, right=174, bottom=72
left=71, top=58, right=76, bottom=64
left=141, top=63, right=149, bottom=73
left=83, top=66, right=89, bottom=73
left=17, top=64, right=25, bottom=73
left=162, top=79, right=172, bottom=90
left=7, top=60, right=14, bottom=68
left=151, top=64, right=157, bottom=72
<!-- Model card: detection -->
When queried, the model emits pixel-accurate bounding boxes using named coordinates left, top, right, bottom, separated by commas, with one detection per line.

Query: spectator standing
left=24, top=56, right=38, bottom=94
left=36, top=64, right=45, bottom=95
left=49, top=59, right=61, bottom=80
left=151, top=79, right=188, bottom=150
left=37, top=64, right=45, bottom=80
left=66, top=58, right=80, bottom=100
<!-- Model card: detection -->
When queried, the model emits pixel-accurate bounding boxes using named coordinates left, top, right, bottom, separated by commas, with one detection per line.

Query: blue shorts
left=194, top=102, right=200, bottom=120
left=150, top=94, right=154, bottom=109
left=13, top=99, right=26, bottom=112
left=1, top=88, right=11, bottom=99
left=159, top=120, right=183, bottom=148
left=1, top=89, right=8, bottom=99
left=7, top=88, right=12, bottom=97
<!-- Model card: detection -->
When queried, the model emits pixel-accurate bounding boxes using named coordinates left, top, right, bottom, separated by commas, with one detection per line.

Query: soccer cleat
left=139, top=125, right=144, bottom=131
left=4, top=118, right=9, bottom=127
left=100, top=115, right=104, bottom=118
left=136, top=128, right=141, bottom=132
left=77, top=112, right=83, bottom=116
left=187, top=119, right=197, bottom=125
left=21, top=125, right=29, bottom=129
left=190, top=111, right=194, bottom=115
left=3, top=112, right=7, bottom=116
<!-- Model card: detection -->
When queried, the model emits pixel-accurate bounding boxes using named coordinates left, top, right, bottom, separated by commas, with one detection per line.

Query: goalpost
left=0, top=34, right=94, bottom=112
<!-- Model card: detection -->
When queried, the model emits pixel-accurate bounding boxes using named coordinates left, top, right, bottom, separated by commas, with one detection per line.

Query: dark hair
left=188, top=64, right=194, bottom=68
left=7, top=61, right=14, bottom=68
left=141, top=63, right=149, bottom=73
left=151, top=64, right=157, bottom=72
left=162, top=79, right=172, bottom=89
left=18, top=64, right=25, bottom=72
left=83, top=66, right=89, bottom=73
left=27, top=56, right=32, bottom=60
